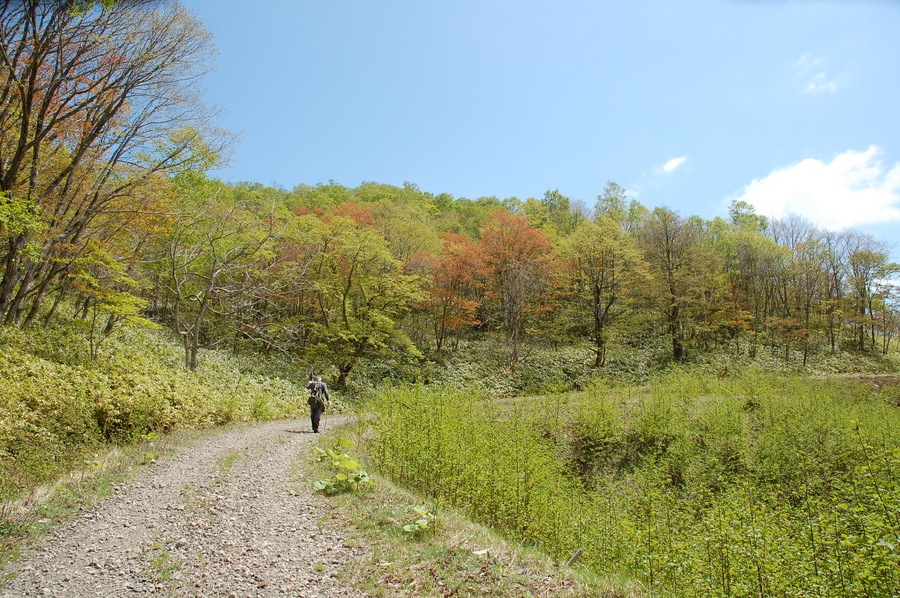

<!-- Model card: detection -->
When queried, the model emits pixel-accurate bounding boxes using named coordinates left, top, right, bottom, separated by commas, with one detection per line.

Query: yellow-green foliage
left=362, top=373, right=900, bottom=597
left=0, top=322, right=307, bottom=499
left=366, top=387, right=586, bottom=560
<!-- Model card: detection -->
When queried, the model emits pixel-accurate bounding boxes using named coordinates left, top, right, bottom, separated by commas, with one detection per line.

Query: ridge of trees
left=7, top=166, right=899, bottom=382
left=0, top=2, right=897, bottom=383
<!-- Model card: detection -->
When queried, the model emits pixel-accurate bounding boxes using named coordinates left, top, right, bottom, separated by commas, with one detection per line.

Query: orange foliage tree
left=0, top=1, right=223, bottom=325
left=414, top=233, right=484, bottom=354
left=478, top=210, right=557, bottom=362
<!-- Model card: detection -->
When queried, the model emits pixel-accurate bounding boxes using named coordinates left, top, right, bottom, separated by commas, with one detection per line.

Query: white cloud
left=805, top=73, right=839, bottom=94
left=662, top=156, right=688, bottom=174
left=732, top=146, right=900, bottom=230
left=793, top=53, right=842, bottom=94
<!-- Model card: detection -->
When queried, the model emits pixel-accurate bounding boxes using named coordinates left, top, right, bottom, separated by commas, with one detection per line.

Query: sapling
left=401, top=505, right=437, bottom=537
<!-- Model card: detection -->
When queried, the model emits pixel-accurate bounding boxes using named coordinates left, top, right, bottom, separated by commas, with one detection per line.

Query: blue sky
left=186, top=0, right=899, bottom=253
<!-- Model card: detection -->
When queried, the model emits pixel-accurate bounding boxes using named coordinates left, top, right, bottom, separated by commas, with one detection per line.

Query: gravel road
left=2, top=420, right=370, bottom=598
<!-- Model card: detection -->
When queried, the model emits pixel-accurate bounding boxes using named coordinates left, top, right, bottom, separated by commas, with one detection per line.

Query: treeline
left=0, top=1, right=897, bottom=385
left=4, top=171, right=899, bottom=380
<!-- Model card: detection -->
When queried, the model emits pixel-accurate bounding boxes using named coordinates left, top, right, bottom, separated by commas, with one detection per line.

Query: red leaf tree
left=415, top=233, right=484, bottom=353
left=478, top=210, right=557, bottom=361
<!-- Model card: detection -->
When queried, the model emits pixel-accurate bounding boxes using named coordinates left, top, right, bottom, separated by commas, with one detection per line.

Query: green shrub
left=0, top=320, right=308, bottom=500
left=359, top=373, right=900, bottom=596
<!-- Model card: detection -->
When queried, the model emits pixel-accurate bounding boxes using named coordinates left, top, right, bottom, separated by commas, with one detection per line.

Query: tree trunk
left=43, top=279, right=69, bottom=327
left=0, top=236, right=26, bottom=322
left=593, top=336, right=606, bottom=368
left=337, top=363, right=353, bottom=389
left=187, top=343, right=199, bottom=371
left=22, top=261, right=64, bottom=327
left=672, top=335, right=684, bottom=362
left=3, top=257, right=37, bottom=325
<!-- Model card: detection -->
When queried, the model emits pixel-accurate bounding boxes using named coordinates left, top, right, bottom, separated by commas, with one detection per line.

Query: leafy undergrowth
left=0, top=320, right=310, bottom=498
left=349, top=333, right=900, bottom=402
left=310, top=432, right=627, bottom=598
left=357, top=372, right=900, bottom=597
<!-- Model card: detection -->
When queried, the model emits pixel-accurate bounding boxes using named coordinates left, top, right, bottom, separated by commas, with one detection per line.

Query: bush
left=0, top=320, right=308, bottom=500
left=359, top=373, right=900, bottom=596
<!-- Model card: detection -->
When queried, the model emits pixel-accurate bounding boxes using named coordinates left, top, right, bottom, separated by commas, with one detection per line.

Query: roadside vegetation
left=0, top=320, right=305, bottom=497
left=309, top=435, right=595, bottom=598
left=0, top=318, right=308, bottom=565
left=354, top=373, right=900, bottom=597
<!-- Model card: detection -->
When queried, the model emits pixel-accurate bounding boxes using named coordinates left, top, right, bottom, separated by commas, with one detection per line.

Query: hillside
left=1, top=2, right=899, bottom=595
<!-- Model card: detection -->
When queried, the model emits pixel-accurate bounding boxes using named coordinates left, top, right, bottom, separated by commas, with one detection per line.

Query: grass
left=0, top=319, right=311, bottom=504
left=3, top=310, right=898, bottom=594
left=309, top=427, right=610, bottom=598
left=0, top=314, right=314, bottom=568
left=352, top=372, right=900, bottom=597
left=147, top=547, right=180, bottom=582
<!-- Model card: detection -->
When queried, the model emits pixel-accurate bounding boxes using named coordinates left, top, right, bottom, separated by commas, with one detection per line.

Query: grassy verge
left=353, top=373, right=900, bottom=597
left=0, top=316, right=314, bottom=568
left=308, top=426, right=626, bottom=598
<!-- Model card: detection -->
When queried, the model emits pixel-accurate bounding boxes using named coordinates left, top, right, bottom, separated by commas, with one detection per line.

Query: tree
left=369, top=196, right=441, bottom=267
left=844, top=233, right=892, bottom=352
left=595, top=182, right=648, bottom=232
left=415, top=233, right=483, bottom=354
left=67, top=239, right=158, bottom=359
left=790, top=239, right=829, bottom=364
left=638, top=208, right=722, bottom=362
left=149, top=174, right=275, bottom=370
left=821, top=230, right=849, bottom=354
left=558, top=217, right=647, bottom=366
left=304, top=216, right=423, bottom=387
left=594, top=182, right=629, bottom=222
left=540, top=189, right=582, bottom=237
left=727, top=199, right=768, bottom=234
left=436, top=196, right=505, bottom=238
left=479, top=210, right=556, bottom=362
left=872, top=279, right=900, bottom=355
left=0, top=0, right=224, bottom=325
left=769, top=214, right=817, bottom=251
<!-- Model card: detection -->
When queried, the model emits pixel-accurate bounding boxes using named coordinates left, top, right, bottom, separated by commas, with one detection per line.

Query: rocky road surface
left=2, top=420, right=369, bottom=598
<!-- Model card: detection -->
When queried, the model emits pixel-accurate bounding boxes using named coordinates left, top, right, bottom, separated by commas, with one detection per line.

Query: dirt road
left=2, top=420, right=369, bottom=597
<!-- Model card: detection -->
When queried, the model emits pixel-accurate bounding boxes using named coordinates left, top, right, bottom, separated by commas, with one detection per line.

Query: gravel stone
left=2, top=420, right=369, bottom=598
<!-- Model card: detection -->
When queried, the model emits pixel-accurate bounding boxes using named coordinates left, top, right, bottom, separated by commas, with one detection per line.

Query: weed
left=360, top=374, right=900, bottom=596
left=312, top=438, right=374, bottom=494
left=310, top=444, right=593, bottom=597
left=147, top=547, right=179, bottom=582
left=400, top=505, right=437, bottom=537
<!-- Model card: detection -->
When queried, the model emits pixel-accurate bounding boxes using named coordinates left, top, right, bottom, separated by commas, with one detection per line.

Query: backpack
left=307, top=384, right=326, bottom=408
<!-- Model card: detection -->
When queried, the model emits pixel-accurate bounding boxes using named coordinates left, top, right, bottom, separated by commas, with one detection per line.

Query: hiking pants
left=310, top=404, right=325, bottom=433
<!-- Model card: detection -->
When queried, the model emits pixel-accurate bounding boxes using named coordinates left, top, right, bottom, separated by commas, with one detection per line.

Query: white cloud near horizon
left=732, top=146, right=900, bottom=230
left=662, top=156, right=688, bottom=174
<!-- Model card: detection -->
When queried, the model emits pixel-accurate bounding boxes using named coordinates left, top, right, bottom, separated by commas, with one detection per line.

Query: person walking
left=306, top=375, right=330, bottom=433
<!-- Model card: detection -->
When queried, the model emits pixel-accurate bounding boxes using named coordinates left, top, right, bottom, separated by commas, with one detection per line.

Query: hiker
left=306, top=375, right=330, bottom=433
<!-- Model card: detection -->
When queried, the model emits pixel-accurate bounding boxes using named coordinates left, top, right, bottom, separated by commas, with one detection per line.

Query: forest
left=2, top=148, right=899, bottom=389
left=2, top=3, right=900, bottom=596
